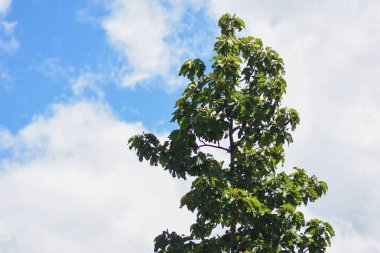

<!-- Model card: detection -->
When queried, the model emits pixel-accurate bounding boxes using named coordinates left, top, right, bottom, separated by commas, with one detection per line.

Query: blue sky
left=1, top=0, right=380, bottom=252
left=0, top=0, right=210, bottom=132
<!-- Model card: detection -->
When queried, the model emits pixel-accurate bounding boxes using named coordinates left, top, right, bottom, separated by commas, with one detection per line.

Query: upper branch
left=198, top=143, right=230, bottom=152
left=198, top=137, right=230, bottom=152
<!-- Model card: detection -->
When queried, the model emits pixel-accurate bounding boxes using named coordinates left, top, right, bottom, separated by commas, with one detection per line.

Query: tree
left=128, top=13, right=334, bottom=253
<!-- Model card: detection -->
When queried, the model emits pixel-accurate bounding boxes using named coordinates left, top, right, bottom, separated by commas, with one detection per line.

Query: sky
left=0, top=0, right=379, bottom=252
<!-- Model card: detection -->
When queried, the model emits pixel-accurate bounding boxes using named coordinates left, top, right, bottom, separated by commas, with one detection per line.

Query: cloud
left=70, top=72, right=105, bottom=97
left=100, top=0, right=214, bottom=89
left=0, top=61, right=11, bottom=90
left=0, top=0, right=18, bottom=54
left=0, top=0, right=11, bottom=16
left=0, top=101, right=193, bottom=252
left=102, top=0, right=172, bottom=87
left=34, top=58, right=118, bottom=98
left=34, top=58, right=74, bottom=82
left=206, top=1, right=380, bottom=252
left=0, top=32, right=18, bottom=53
left=327, top=218, right=380, bottom=252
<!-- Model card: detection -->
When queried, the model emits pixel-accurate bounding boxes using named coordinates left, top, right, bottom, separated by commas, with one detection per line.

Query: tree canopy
left=129, top=13, right=334, bottom=253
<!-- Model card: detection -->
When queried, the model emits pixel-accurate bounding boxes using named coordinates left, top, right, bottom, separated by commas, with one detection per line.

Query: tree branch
left=197, top=137, right=230, bottom=152
left=198, top=143, right=230, bottom=152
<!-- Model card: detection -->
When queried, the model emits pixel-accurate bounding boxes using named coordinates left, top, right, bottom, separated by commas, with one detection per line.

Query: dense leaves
left=129, top=13, right=334, bottom=253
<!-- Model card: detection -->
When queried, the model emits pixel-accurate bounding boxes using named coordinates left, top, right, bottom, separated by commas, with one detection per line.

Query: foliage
left=129, top=13, right=334, bottom=253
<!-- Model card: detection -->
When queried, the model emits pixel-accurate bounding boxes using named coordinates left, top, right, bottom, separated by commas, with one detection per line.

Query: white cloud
left=100, top=0, right=212, bottom=89
left=102, top=0, right=172, bottom=87
left=0, top=0, right=18, bottom=54
left=327, top=218, right=380, bottom=253
left=70, top=72, right=105, bottom=97
left=34, top=58, right=73, bottom=81
left=0, top=127, right=13, bottom=149
left=0, top=33, right=18, bottom=53
left=0, top=62, right=11, bottom=89
left=0, top=0, right=11, bottom=16
left=34, top=58, right=117, bottom=98
left=0, top=20, right=15, bottom=35
left=0, top=101, right=193, bottom=252
left=206, top=1, right=380, bottom=252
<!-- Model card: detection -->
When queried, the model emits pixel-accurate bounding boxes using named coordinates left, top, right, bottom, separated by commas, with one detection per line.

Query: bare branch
left=198, top=143, right=230, bottom=152
left=197, top=137, right=230, bottom=152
